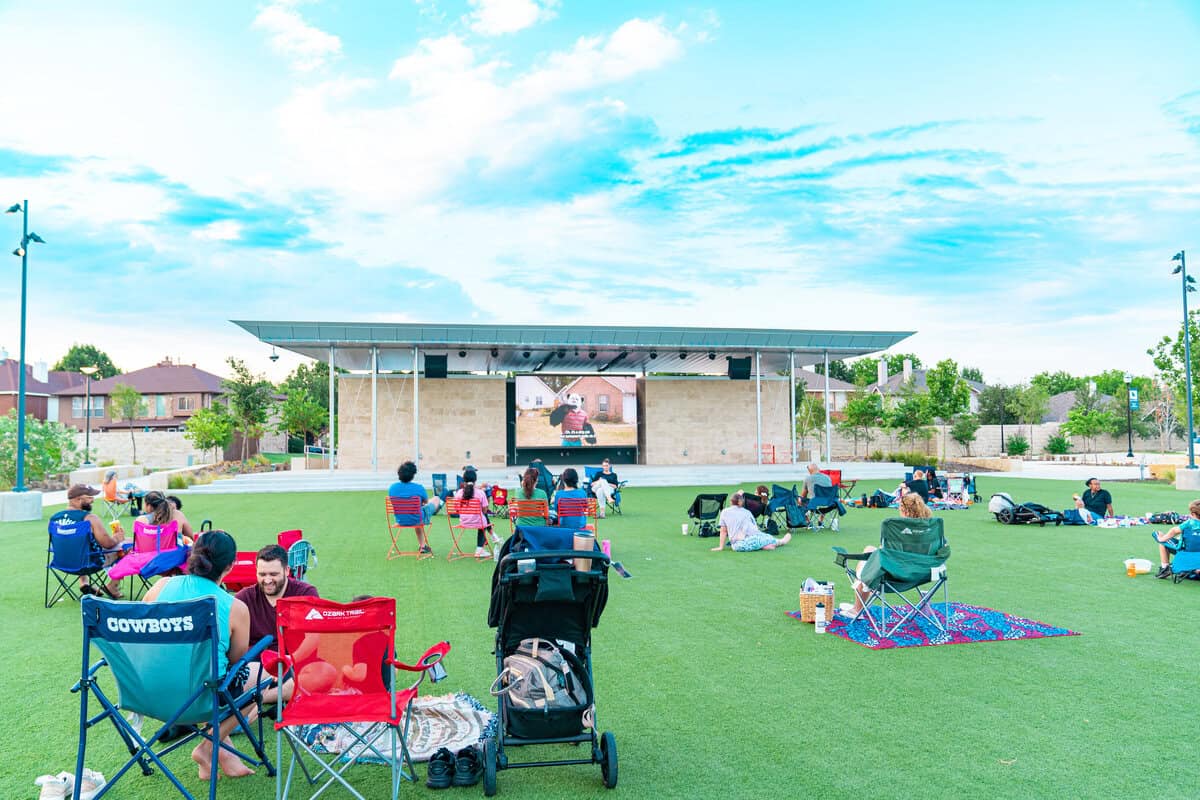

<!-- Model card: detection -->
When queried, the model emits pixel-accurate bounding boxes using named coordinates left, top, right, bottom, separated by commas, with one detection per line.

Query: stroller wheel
left=483, top=738, right=497, bottom=796
left=600, top=731, right=618, bottom=789
left=997, top=508, right=1014, bottom=525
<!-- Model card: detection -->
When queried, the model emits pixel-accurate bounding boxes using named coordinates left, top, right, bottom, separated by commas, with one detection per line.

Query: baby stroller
left=687, top=493, right=727, bottom=537
left=988, top=493, right=1065, bottom=526
left=485, top=526, right=617, bottom=794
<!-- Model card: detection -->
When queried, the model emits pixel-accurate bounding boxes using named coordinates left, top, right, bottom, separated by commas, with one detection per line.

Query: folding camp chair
left=820, top=469, right=857, bottom=501
left=507, top=498, right=550, bottom=536
left=46, top=518, right=121, bottom=608
left=107, top=520, right=189, bottom=600
left=386, top=496, right=435, bottom=560
left=71, top=596, right=275, bottom=800
left=555, top=497, right=598, bottom=534
left=266, top=597, right=450, bottom=800
left=686, top=493, right=727, bottom=537
left=584, top=466, right=626, bottom=515
left=1168, top=531, right=1200, bottom=583
left=805, top=483, right=847, bottom=531
left=445, top=496, right=494, bottom=560
left=489, top=486, right=509, bottom=516
left=431, top=473, right=449, bottom=500
left=833, top=517, right=951, bottom=638
left=769, top=484, right=807, bottom=531
left=99, top=477, right=132, bottom=525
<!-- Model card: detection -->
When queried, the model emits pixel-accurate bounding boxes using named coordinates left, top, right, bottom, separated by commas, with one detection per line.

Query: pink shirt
left=453, top=487, right=489, bottom=528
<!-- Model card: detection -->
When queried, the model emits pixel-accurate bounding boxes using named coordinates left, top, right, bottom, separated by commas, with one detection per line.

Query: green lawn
left=3, top=477, right=1196, bottom=799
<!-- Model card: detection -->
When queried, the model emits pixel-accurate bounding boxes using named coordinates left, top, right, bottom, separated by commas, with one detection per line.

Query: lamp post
left=5, top=200, right=45, bottom=492
left=1123, top=372, right=1133, bottom=459
left=999, top=385, right=1006, bottom=454
left=81, top=365, right=98, bottom=465
left=1172, top=251, right=1196, bottom=470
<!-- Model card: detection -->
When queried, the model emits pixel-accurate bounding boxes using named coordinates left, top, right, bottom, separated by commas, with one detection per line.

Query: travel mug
left=573, top=531, right=595, bottom=571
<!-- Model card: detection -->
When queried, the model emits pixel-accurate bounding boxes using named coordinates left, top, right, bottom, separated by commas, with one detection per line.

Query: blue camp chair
left=46, top=518, right=120, bottom=609
left=584, top=466, right=626, bottom=515
left=833, top=517, right=951, bottom=637
left=71, top=596, right=275, bottom=800
left=769, top=484, right=806, bottom=530
left=431, top=473, right=449, bottom=500
left=1168, top=531, right=1200, bottom=583
left=804, top=482, right=847, bottom=531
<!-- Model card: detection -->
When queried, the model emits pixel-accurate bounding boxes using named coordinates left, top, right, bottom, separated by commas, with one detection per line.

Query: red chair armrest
left=261, top=650, right=293, bottom=675
left=390, top=640, right=451, bottom=672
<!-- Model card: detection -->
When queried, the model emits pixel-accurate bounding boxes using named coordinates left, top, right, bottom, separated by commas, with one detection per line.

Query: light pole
left=1123, top=372, right=1133, bottom=459
left=999, top=385, right=1006, bottom=454
left=1172, top=251, right=1196, bottom=470
left=81, top=365, right=98, bottom=465
left=5, top=200, right=45, bottom=492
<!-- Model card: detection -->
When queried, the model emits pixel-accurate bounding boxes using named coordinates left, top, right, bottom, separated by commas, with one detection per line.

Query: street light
left=1123, top=372, right=1133, bottom=459
left=5, top=200, right=45, bottom=491
left=81, top=366, right=98, bottom=465
left=999, top=385, right=1006, bottom=454
left=1172, top=250, right=1196, bottom=470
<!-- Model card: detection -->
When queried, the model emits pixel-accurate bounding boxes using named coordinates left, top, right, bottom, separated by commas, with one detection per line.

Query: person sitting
left=134, top=490, right=195, bottom=546
left=387, top=460, right=443, bottom=555
left=143, top=530, right=281, bottom=780
left=234, top=544, right=319, bottom=653
left=553, top=468, right=589, bottom=529
left=802, top=463, right=833, bottom=501
left=454, top=467, right=499, bottom=558
left=902, top=470, right=930, bottom=502
left=102, top=470, right=132, bottom=508
left=850, top=493, right=932, bottom=612
left=511, top=467, right=550, bottom=527
left=590, top=459, right=620, bottom=518
left=1080, top=478, right=1113, bottom=518
left=741, top=484, right=770, bottom=518
left=49, top=484, right=127, bottom=598
left=711, top=491, right=792, bottom=552
left=1152, top=499, right=1200, bottom=578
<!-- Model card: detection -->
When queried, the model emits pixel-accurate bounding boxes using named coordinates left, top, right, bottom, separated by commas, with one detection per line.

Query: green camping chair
left=833, top=517, right=951, bottom=638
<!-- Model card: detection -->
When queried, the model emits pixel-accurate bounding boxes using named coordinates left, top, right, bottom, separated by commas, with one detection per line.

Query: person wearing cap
left=49, top=484, right=127, bottom=598
left=1079, top=478, right=1113, bottom=518
left=143, top=530, right=274, bottom=780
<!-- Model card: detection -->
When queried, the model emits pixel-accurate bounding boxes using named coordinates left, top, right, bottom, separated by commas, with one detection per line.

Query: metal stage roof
left=232, top=321, right=914, bottom=374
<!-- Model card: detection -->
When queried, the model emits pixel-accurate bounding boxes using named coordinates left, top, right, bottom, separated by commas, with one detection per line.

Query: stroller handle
left=498, top=550, right=612, bottom=570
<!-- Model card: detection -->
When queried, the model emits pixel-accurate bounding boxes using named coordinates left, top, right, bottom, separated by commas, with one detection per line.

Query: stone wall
left=808, top=423, right=1153, bottom=461
left=641, top=376, right=793, bottom=464
left=74, top=430, right=214, bottom=468
left=337, top=374, right=507, bottom=470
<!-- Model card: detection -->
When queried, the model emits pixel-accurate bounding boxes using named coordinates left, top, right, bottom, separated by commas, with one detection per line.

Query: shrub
left=98, top=459, right=116, bottom=467
left=868, top=450, right=885, bottom=462
left=885, top=452, right=938, bottom=469
left=167, top=474, right=193, bottom=490
left=1160, top=467, right=1176, bottom=483
left=1044, top=434, right=1072, bottom=455
left=0, top=411, right=82, bottom=487
left=1006, top=435, right=1030, bottom=456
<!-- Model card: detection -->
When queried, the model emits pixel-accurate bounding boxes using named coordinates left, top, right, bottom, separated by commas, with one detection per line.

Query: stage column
left=370, top=345, right=378, bottom=472
left=789, top=351, right=797, bottom=463
left=823, top=349, right=832, bottom=462
left=328, top=344, right=336, bottom=473
left=413, top=345, right=420, bottom=467
left=755, top=350, right=762, bottom=465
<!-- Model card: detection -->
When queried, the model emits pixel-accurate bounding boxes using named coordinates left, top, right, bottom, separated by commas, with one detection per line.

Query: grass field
left=3, top=476, right=1197, bottom=799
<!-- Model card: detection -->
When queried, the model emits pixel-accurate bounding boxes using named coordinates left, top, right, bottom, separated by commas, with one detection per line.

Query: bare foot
left=780, top=533, right=792, bottom=546
left=193, top=736, right=256, bottom=779
left=193, top=742, right=214, bottom=781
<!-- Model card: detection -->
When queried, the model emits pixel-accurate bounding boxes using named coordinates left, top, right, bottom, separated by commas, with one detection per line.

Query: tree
left=184, top=404, right=235, bottom=463
left=960, top=366, right=984, bottom=384
left=849, top=358, right=881, bottom=387
left=1143, top=379, right=1183, bottom=451
left=0, top=411, right=82, bottom=487
left=109, top=383, right=144, bottom=463
left=223, top=358, right=275, bottom=461
left=1030, top=371, right=1084, bottom=397
left=793, top=382, right=826, bottom=458
left=277, top=390, right=327, bottom=448
left=1148, top=311, right=1200, bottom=404
left=813, top=360, right=853, bottom=383
left=53, top=344, right=120, bottom=379
left=882, top=353, right=922, bottom=374
left=837, top=391, right=883, bottom=455
left=1088, top=369, right=1151, bottom=399
left=976, top=384, right=1012, bottom=425
left=1010, top=384, right=1050, bottom=444
left=885, top=379, right=934, bottom=448
left=279, top=360, right=343, bottom=411
left=926, top=359, right=971, bottom=458
left=950, top=414, right=980, bottom=456
left=1061, top=406, right=1114, bottom=461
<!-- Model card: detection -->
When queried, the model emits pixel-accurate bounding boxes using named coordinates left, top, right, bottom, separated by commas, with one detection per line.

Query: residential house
left=55, top=357, right=225, bottom=432
left=1040, top=390, right=1115, bottom=423
left=0, top=355, right=85, bottom=421
left=515, top=376, right=557, bottom=411
left=559, top=376, right=637, bottom=423
left=867, top=359, right=985, bottom=413
left=795, top=368, right=856, bottom=413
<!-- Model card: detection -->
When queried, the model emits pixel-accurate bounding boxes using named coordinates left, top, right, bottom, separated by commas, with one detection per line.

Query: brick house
left=559, top=376, right=637, bottom=423
left=54, top=358, right=225, bottom=432
left=0, top=357, right=86, bottom=421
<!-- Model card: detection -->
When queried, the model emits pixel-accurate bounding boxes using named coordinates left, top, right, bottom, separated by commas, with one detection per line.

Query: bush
left=0, top=411, right=82, bottom=487
left=167, top=474, right=194, bottom=490
left=1160, top=467, right=1176, bottom=483
left=98, top=459, right=116, bottom=467
left=1006, top=435, right=1030, bottom=456
left=1044, top=434, right=1072, bottom=455
left=867, top=450, right=885, bottom=462
left=885, top=452, right=938, bottom=469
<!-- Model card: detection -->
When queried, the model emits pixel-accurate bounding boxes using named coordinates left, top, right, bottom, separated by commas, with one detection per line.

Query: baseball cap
left=67, top=484, right=101, bottom=500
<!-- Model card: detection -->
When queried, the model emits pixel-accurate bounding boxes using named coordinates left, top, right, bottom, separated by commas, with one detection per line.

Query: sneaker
left=419, top=545, right=433, bottom=555
left=474, top=546, right=488, bottom=558
left=426, top=747, right=455, bottom=789
left=35, top=773, right=72, bottom=800
left=452, top=746, right=484, bottom=787
left=78, top=769, right=106, bottom=800
left=1156, top=565, right=1173, bottom=579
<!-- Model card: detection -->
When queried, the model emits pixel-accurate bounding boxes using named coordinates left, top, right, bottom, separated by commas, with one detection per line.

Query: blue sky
left=1, top=0, right=1199, bottom=383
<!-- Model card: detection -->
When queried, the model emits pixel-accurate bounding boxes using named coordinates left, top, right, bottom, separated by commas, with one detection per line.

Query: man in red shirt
left=234, top=544, right=319, bottom=653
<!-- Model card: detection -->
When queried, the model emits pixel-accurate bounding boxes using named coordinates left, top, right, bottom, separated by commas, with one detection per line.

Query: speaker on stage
left=424, top=354, right=448, bottom=378
left=727, top=357, right=751, bottom=380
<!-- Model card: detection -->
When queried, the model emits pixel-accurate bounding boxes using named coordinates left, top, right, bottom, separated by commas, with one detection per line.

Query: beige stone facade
left=73, top=430, right=213, bottom=468
left=337, top=374, right=507, bottom=470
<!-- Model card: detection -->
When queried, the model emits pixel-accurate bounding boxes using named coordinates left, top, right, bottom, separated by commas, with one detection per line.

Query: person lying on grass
left=849, top=493, right=933, bottom=612
left=1152, top=498, right=1200, bottom=579
left=711, top=491, right=792, bottom=552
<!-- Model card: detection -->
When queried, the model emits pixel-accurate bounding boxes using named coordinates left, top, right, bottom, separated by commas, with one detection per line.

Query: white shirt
left=719, top=505, right=759, bottom=544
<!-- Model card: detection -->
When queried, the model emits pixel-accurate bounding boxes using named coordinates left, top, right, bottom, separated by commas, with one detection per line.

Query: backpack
left=493, top=638, right=592, bottom=739
left=1149, top=511, right=1185, bottom=526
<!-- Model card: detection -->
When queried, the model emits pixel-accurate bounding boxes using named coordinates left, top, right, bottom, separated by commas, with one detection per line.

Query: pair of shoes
left=474, top=547, right=489, bottom=559
left=419, top=545, right=433, bottom=555
left=79, top=583, right=99, bottom=596
left=1156, top=564, right=1173, bottom=579
left=426, top=746, right=484, bottom=789
left=77, top=769, right=106, bottom=800
left=35, top=773, right=71, bottom=800
left=427, top=747, right=455, bottom=789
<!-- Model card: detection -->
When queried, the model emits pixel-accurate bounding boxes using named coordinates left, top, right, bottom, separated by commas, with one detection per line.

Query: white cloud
left=192, top=220, right=243, bottom=241
left=468, top=0, right=557, bottom=36
left=253, top=2, right=342, bottom=72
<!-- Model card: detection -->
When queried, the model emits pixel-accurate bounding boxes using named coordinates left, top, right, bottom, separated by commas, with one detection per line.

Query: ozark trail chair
left=833, top=517, right=951, bottom=638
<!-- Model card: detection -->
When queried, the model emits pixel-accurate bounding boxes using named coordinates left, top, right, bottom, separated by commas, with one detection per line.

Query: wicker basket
left=798, top=583, right=835, bottom=623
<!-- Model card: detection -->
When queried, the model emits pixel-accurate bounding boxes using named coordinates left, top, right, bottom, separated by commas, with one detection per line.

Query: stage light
left=458, top=350, right=467, bottom=357
left=707, top=352, right=716, bottom=360
left=522, top=351, right=530, bottom=358
left=588, top=351, right=597, bottom=359
left=679, top=352, right=686, bottom=360
left=649, top=352, right=658, bottom=359
left=556, top=349, right=566, bottom=358
left=491, top=348, right=498, bottom=357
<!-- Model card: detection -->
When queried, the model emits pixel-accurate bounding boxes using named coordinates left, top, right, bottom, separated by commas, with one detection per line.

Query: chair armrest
left=261, top=647, right=291, bottom=676
left=71, top=658, right=110, bottom=693
left=391, top=640, right=451, bottom=672
left=221, top=635, right=275, bottom=691
left=832, top=547, right=870, bottom=569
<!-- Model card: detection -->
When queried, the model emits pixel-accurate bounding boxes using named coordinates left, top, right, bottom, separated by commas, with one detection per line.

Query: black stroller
left=484, top=525, right=617, bottom=794
left=686, top=493, right=727, bottom=537
left=988, top=492, right=1065, bottom=526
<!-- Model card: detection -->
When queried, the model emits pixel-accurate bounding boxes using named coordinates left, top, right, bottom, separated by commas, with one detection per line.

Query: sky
left=1, top=0, right=1199, bottom=385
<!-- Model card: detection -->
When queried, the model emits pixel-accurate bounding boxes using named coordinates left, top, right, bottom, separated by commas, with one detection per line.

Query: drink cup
left=109, top=521, right=121, bottom=534
left=681, top=523, right=689, bottom=536
left=572, top=531, right=595, bottom=571
left=1126, top=562, right=1137, bottom=577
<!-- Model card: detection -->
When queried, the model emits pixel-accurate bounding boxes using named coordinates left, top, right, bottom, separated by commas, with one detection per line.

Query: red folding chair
left=444, top=497, right=493, bottom=560
left=507, top=499, right=550, bottom=536
left=555, top=497, right=597, bottom=534
left=220, top=551, right=259, bottom=593
left=821, top=469, right=857, bottom=501
left=266, top=597, right=450, bottom=800
left=385, top=497, right=434, bottom=560
left=489, top=486, right=508, bottom=516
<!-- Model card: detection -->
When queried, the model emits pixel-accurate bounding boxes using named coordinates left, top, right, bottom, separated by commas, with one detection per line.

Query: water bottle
left=814, top=602, right=827, bottom=634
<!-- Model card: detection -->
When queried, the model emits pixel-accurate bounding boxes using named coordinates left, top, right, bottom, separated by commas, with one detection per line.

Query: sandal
left=99, top=583, right=124, bottom=600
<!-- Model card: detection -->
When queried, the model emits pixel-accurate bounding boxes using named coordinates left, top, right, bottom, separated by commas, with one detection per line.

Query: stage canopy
left=231, top=321, right=914, bottom=374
